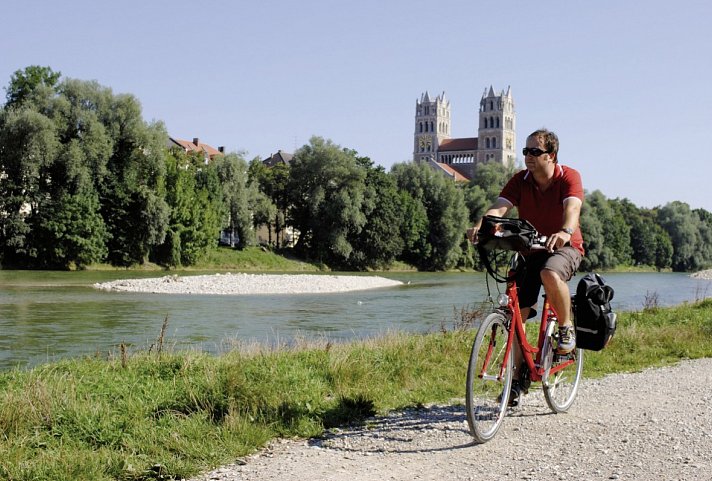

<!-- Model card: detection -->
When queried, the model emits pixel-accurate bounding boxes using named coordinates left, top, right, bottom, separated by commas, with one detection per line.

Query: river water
left=1, top=270, right=710, bottom=371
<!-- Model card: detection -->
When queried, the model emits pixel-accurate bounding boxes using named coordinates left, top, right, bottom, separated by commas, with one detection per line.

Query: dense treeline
left=1, top=66, right=711, bottom=272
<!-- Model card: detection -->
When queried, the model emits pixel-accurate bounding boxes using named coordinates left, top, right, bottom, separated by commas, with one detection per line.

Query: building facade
left=413, top=86, right=516, bottom=179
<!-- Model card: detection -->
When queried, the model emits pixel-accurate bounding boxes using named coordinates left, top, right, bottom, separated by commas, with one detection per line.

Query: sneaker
left=557, top=324, right=576, bottom=354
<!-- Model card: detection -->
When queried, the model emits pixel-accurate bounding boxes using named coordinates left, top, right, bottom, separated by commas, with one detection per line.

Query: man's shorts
left=516, top=246, right=582, bottom=309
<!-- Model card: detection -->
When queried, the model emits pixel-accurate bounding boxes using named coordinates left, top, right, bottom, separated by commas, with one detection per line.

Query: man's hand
left=467, top=226, right=479, bottom=244
left=546, top=231, right=571, bottom=252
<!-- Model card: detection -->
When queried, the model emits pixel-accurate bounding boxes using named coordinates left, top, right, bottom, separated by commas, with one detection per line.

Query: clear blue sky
left=3, top=0, right=711, bottom=211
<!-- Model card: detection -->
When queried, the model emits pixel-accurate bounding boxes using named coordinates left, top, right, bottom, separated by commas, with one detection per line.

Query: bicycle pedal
left=553, top=352, right=574, bottom=363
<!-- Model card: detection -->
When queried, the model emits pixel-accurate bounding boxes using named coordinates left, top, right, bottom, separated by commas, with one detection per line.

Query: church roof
left=431, top=162, right=469, bottom=182
left=438, top=137, right=478, bottom=151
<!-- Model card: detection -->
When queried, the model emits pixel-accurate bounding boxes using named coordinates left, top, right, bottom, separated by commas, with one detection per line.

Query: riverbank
left=93, top=273, right=403, bottom=295
left=1, top=299, right=710, bottom=480
left=692, top=268, right=712, bottom=280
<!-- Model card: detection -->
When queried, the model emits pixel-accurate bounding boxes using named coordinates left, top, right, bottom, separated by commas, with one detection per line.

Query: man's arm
left=545, top=197, right=582, bottom=251
left=467, top=197, right=513, bottom=243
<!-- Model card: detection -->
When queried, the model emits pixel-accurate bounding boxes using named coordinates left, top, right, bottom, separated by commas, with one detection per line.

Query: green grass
left=192, top=246, right=321, bottom=271
left=1, top=300, right=711, bottom=480
left=85, top=246, right=323, bottom=272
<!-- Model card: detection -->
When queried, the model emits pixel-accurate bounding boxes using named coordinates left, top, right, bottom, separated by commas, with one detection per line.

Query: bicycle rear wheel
left=542, top=320, right=584, bottom=413
left=465, top=312, right=513, bottom=443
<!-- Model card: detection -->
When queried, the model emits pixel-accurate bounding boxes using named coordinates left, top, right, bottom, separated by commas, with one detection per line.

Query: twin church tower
left=413, top=86, right=516, bottom=179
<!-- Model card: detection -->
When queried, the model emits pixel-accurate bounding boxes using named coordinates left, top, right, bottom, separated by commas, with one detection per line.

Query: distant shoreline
left=691, top=269, right=712, bottom=280
left=93, top=272, right=403, bottom=295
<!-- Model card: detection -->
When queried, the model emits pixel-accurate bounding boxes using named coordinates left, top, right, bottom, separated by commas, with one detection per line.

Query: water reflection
left=0, top=270, right=710, bottom=370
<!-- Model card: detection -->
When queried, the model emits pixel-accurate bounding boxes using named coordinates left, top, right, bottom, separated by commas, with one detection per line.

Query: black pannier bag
left=477, top=215, right=538, bottom=252
left=574, top=273, right=616, bottom=351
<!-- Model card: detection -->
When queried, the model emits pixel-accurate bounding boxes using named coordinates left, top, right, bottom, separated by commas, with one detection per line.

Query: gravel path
left=190, top=358, right=712, bottom=481
left=93, top=273, right=402, bottom=295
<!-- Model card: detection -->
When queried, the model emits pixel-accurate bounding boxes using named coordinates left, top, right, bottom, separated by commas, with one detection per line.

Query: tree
left=398, top=190, right=431, bottom=266
left=29, top=189, right=108, bottom=269
left=346, top=158, right=404, bottom=270
left=215, top=153, right=256, bottom=249
left=657, top=202, right=710, bottom=271
left=153, top=151, right=223, bottom=267
left=580, top=191, right=631, bottom=270
left=4, top=65, right=61, bottom=109
left=288, top=137, right=368, bottom=267
left=96, top=88, right=169, bottom=266
left=391, top=162, right=468, bottom=270
left=468, top=160, right=518, bottom=204
left=249, top=158, right=292, bottom=247
left=462, top=184, right=489, bottom=224
left=0, top=108, right=59, bottom=265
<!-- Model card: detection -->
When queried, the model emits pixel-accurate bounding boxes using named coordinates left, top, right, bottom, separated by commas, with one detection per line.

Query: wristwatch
left=560, top=227, right=574, bottom=235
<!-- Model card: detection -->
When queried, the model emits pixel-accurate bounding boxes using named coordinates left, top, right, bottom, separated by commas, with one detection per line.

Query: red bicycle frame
left=494, top=265, right=576, bottom=383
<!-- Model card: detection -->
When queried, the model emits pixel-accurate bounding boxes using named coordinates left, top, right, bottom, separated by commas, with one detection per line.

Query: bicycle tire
left=465, top=312, right=513, bottom=443
left=542, top=320, right=584, bottom=413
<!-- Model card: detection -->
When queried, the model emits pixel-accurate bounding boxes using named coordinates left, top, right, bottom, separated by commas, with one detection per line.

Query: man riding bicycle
left=467, top=128, right=585, bottom=406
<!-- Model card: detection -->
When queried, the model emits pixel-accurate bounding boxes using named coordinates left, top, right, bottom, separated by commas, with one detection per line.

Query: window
left=419, top=122, right=423, bottom=133
left=484, top=118, right=488, bottom=128
left=489, top=101, right=493, bottom=110
left=496, top=117, right=500, bottom=128
left=486, top=138, right=490, bottom=148
left=492, top=137, right=497, bottom=148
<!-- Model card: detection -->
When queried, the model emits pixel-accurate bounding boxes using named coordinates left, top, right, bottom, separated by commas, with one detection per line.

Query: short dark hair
left=528, top=128, right=559, bottom=162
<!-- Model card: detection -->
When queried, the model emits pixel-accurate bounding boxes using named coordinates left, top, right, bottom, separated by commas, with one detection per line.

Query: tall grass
left=0, top=299, right=711, bottom=480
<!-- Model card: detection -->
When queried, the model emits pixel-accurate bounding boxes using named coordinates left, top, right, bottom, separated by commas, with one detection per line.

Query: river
left=1, top=270, right=710, bottom=371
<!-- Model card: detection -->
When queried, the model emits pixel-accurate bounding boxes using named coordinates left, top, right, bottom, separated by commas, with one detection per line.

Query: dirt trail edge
left=190, top=358, right=712, bottom=481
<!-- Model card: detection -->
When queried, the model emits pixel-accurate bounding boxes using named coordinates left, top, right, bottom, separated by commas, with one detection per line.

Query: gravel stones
left=691, top=269, right=712, bottom=280
left=188, top=358, right=712, bottom=481
left=93, top=273, right=403, bottom=295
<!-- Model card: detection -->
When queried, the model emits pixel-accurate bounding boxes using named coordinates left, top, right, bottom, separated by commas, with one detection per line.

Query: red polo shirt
left=499, top=164, right=585, bottom=254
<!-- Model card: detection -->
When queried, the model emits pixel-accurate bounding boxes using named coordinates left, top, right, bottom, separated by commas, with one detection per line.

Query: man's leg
left=539, top=247, right=581, bottom=353
left=540, top=269, right=572, bottom=327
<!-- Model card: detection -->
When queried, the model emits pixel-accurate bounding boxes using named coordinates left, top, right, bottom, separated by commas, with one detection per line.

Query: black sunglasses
left=522, top=147, right=550, bottom=157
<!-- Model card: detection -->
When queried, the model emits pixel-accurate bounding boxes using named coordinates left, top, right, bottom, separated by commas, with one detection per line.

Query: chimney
left=218, top=146, right=225, bottom=153
left=193, top=137, right=200, bottom=146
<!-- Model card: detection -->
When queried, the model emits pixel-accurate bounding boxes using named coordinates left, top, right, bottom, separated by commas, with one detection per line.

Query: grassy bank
left=85, top=246, right=323, bottom=272
left=1, top=300, right=711, bottom=480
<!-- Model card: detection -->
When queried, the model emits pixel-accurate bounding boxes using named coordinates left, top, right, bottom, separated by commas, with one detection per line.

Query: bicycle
left=465, top=216, right=584, bottom=443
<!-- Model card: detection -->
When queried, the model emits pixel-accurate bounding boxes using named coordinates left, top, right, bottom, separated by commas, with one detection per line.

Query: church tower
left=413, top=92, right=450, bottom=162
left=477, top=86, right=516, bottom=166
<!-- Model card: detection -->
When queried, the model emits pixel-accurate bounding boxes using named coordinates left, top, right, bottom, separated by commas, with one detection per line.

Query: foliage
left=2, top=66, right=712, bottom=272
left=345, top=157, right=405, bottom=270
left=152, top=151, right=223, bottom=267
left=391, top=162, right=468, bottom=270
left=0, top=68, right=171, bottom=268
left=4, top=65, right=61, bottom=108
left=288, top=137, right=368, bottom=267
left=657, top=201, right=712, bottom=271
left=215, top=153, right=256, bottom=249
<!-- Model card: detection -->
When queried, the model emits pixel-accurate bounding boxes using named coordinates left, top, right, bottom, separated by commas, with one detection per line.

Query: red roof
left=433, top=162, right=469, bottom=182
left=170, top=138, right=222, bottom=159
left=438, top=137, right=478, bottom=151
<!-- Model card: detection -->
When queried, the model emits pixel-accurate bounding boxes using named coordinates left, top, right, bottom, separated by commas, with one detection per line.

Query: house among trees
left=168, top=137, right=224, bottom=164
left=262, top=150, right=293, bottom=167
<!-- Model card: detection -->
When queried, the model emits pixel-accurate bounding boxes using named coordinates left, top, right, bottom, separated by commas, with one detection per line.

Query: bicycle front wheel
left=542, top=321, right=584, bottom=413
left=465, top=312, right=513, bottom=443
